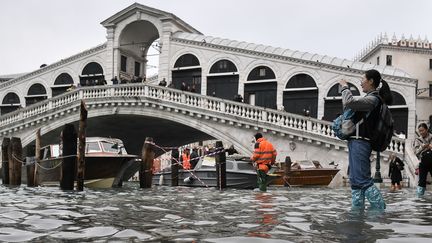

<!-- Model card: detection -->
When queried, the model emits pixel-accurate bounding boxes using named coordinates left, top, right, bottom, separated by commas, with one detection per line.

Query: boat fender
left=183, top=176, right=193, bottom=183
left=159, top=175, right=164, bottom=185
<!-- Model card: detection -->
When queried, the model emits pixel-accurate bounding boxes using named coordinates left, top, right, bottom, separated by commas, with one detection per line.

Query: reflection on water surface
left=0, top=183, right=431, bottom=242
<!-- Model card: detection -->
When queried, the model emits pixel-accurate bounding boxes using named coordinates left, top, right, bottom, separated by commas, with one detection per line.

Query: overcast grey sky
left=1, top=0, right=431, bottom=75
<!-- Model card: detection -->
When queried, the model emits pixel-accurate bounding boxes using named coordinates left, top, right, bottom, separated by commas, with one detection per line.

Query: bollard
left=1, top=137, right=10, bottom=184
left=8, top=137, right=22, bottom=186
left=215, top=141, right=226, bottom=190
left=26, top=145, right=36, bottom=187
left=284, top=156, right=292, bottom=187
left=60, top=124, right=77, bottom=190
left=77, top=100, right=87, bottom=191
left=140, top=137, right=155, bottom=188
left=171, top=149, right=179, bottom=186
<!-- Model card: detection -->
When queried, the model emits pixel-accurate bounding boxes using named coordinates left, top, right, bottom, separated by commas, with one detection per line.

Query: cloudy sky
left=1, top=0, right=431, bottom=75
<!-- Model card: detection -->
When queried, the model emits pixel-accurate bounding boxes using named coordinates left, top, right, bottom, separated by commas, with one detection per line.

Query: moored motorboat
left=270, top=160, right=340, bottom=186
left=152, top=155, right=279, bottom=189
left=28, top=137, right=139, bottom=188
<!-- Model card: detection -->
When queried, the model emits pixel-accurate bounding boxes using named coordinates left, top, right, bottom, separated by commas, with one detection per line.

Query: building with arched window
left=0, top=3, right=418, bottom=138
left=356, top=33, right=432, bottom=128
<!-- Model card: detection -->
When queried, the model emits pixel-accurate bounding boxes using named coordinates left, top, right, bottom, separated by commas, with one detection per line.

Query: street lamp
left=373, top=151, right=383, bottom=183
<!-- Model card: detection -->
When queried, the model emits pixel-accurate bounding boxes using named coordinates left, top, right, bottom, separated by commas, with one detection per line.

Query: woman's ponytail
left=379, top=80, right=393, bottom=105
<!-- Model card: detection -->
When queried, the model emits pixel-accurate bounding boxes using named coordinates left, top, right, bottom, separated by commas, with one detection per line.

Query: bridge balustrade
left=0, top=83, right=405, bottom=155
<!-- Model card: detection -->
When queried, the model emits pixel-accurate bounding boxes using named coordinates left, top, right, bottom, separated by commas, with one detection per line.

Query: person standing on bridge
left=251, top=133, right=277, bottom=192
left=339, top=69, right=392, bottom=210
left=414, top=123, right=432, bottom=196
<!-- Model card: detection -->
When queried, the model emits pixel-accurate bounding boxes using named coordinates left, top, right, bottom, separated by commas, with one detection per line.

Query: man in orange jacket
left=251, top=133, right=277, bottom=192
left=180, top=148, right=191, bottom=170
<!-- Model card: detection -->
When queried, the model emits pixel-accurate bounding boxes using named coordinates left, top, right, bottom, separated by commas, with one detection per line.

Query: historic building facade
left=355, top=33, right=432, bottom=130
left=0, top=3, right=418, bottom=138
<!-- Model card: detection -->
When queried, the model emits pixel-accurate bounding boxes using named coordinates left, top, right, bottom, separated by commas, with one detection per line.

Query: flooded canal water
left=1, top=183, right=432, bottom=242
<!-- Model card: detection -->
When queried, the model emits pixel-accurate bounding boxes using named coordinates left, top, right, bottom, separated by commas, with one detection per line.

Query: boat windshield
left=86, top=142, right=101, bottom=153
left=100, top=141, right=127, bottom=154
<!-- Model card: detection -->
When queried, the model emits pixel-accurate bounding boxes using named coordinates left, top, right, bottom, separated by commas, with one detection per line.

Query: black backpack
left=369, top=95, right=394, bottom=152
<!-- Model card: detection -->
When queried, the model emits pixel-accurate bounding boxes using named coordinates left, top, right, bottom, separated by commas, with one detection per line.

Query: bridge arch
left=171, top=53, right=202, bottom=92
left=207, top=59, right=239, bottom=100
left=244, top=65, right=277, bottom=109
left=118, top=20, right=160, bottom=80
left=1, top=92, right=21, bottom=115
left=20, top=106, right=252, bottom=156
left=283, top=73, right=318, bottom=117
left=25, top=82, right=48, bottom=106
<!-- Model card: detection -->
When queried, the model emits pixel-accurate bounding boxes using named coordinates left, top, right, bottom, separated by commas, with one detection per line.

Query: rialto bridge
left=0, top=3, right=419, bottom=186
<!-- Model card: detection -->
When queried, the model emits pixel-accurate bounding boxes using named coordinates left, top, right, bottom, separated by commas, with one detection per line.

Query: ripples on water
left=1, top=183, right=432, bottom=242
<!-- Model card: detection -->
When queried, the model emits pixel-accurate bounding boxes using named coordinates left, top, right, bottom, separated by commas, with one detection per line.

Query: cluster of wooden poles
left=1, top=101, right=88, bottom=191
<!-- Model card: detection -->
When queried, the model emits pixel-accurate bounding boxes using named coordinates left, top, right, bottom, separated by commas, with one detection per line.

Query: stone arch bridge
left=0, top=84, right=416, bottom=186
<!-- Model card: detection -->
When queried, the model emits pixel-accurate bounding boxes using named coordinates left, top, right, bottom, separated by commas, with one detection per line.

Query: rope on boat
left=150, top=142, right=226, bottom=188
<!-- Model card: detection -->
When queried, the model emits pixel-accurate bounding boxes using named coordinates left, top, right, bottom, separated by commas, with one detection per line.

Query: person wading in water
left=251, top=133, right=277, bottom=192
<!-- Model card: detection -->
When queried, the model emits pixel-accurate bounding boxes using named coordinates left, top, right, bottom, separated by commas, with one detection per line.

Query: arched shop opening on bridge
left=283, top=74, right=318, bottom=118
left=25, top=83, right=47, bottom=106
left=244, top=66, right=277, bottom=109
left=172, top=53, right=201, bottom=92
left=207, top=59, right=238, bottom=99
left=52, top=73, right=74, bottom=97
left=323, top=83, right=360, bottom=121
left=1, top=92, right=20, bottom=115
left=80, top=62, right=105, bottom=86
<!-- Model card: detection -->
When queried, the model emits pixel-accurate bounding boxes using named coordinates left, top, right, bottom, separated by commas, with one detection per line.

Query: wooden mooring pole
left=77, top=100, right=87, bottom=191
left=8, top=137, right=22, bottom=186
left=140, top=137, right=155, bottom=188
left=60, top=124, right=77, bottom=190
left=215, top=141, right=226, bottom=190
left=34, top=129, right=41, bottom=186
left=1, top=137, right=10, bottom=184
left=171, top=148, right=179, bottom=186
left=284, top=156, right=292, bottom=187
left=26, top=144, right=36, bottom=187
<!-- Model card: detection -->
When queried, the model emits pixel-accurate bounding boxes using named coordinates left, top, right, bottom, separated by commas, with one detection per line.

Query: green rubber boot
left=365, top=185, right=386, bottom=210
left=351, top=189, right=365, bottom=209
left=417, top=186, right=425, bottom=197
left=257, top=170, right=267, bottom=192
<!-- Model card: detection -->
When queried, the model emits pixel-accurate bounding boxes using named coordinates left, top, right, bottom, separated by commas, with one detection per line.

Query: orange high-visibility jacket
left=251, top=137, right=277, bottom=173
left=182, top=153, right=191, bottom=170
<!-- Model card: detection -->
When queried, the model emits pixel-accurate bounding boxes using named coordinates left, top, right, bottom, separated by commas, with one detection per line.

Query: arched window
left=174, top=54, right=200, bottom=68
left=52, top=73, right=74, bottom=97
left=26, top=83, right=47, bottom=106
left=283, top=74, right=318, bottom=117
left=389, top=91, right=408, bottom=135
left=323, top=83, right=360, bottom=121
left=80, top=62, right=105, bottom=86
left=82, top=62, right=103, bottom=75
left=244, top=66, right=277, bottom=109
left=172, top=54, right=201, bottom=93
left=54, top=73, right=74, bottom=85
left=1, top=92, right=20, bottom=115
left=247, top=66, right=275, bottom=81
left=207, top=59, right=239, bottom=100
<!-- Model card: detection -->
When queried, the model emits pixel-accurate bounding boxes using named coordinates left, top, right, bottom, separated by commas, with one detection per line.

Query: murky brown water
left=0, top=183, right=431, bottom=242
